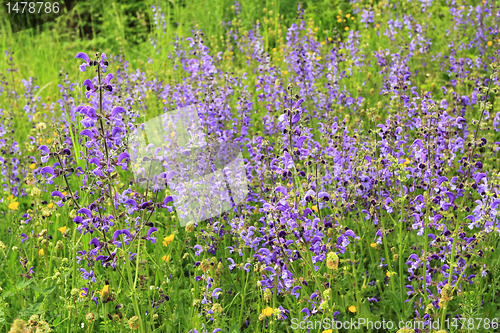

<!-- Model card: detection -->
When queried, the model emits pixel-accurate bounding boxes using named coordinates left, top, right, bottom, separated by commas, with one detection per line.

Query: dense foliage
left=1, top=0, right=500, bottom=332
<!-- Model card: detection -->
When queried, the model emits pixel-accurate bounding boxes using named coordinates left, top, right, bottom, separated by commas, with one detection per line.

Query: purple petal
left=74, top=52, right=90, bottom=63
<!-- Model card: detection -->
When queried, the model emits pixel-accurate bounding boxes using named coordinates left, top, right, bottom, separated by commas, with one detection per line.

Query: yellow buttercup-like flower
left=163, top=234, right=175, bottom=247
left=58, top=226, right=68, bottom=234
left=29, top=163, right=36, bottom=170
left=38, top=249, right=44, bottom=256
left=47, top=203, right=54, bottom=209
left=162, top=255, right=170, bottom=262
left=348, top=305, right=357, bottom=313
left=8, top=202, right=19, bottom=210
left=262, top=307, right=273, bottom=317
left=323, top=330, right=333, bottom=333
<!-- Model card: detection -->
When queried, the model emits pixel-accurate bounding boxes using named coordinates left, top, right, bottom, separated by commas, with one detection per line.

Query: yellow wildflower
left=346, top=14, right=351, bottom=18
left=29, top=163, right=36, bottom=170
left=8, top=202, right=19, bottom=210
left=163, top=234, right=175, bottom=247
left=345, top=27, right=349, bottom=31
left=487, top=41, right=493, bottom=47
left=323, top=330, right=333, bottom=333
left=47, top=203, right=54, bottom=209
left=162, top=255, right=170, bottom=262
left=46, top=138, right=53, bottom=144
left=262, top=307, right=273, bottom=317
left=38, top=249, right=44, bottom=256
left=311, top=205, right=318, bottom=213
left=348, top=305, right=357, bottom=313
left=370, top=243, right=378, bottom=249
left=58, top=226, right=67, bottom=234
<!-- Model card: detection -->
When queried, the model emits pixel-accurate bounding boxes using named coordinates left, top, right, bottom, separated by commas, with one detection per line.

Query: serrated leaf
left=42, top=285, right=57, bottom=295
left=19, top=302, right=42, bottom=318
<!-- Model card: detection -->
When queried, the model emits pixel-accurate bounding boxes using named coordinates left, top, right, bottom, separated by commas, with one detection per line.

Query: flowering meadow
left=2, top=0, right=500, bottom=332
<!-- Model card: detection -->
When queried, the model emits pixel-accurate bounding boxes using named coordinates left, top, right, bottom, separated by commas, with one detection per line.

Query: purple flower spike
left=474, top=173, right=487, bottom=184
left=104, top=73, right=114, bottom=85
left=74, top=52, right=90, bottom=63
left=51, top=191, right=64, bottom=198
left=163, top=196, right=174, bottom=206
left=111, top=106, right=125, bottom=117
left=117, top=152, right=130, bottom=163
left=75, top=52, right=90, bottom=72
left=80, top=129, right=95, bottom=139
left=40, top=166, right=55, bottom=175
left=318, top=192, right=330, bottom=201
left=78, top=208, right=93, bottom=218
left=38, top=145, right=50, bottom=155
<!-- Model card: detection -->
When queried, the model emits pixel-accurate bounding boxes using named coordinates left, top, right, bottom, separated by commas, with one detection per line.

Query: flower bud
left=128, top=316, right=140, bottom=330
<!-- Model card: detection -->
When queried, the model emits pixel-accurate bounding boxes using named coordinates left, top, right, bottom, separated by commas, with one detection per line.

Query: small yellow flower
left=350, top=16, right=355, bottom=20
left=346, top=14, right=351, bottom=18
left=321, top=41, right=325, bottom=45
left=38, top=249, right=44, bottom=256
left=272, top=48, right=277, bottom=52
left=328, top=37, right=332, bottom=41
left=337, top=18, right=342, bottom=23
left=370, top=243, right=378, bottom=249
left=170, top=131, right=175, bottom=138
left=101, top=285, right=109, bottom=296
left=314, top=27, right=318, bottom=32
left=162, top=99, right=167, bottom=103
left=79, top=290, right=86, bottom=297
left=348, top=305, right=357, bottom=313
left=345, top=27, right=349, bottom=31
left=262, top=307, right=273, bottom=317
left=29, top=163, right=36, bottom=170
left=284, top=71, right=288, bottom=75
left=163, top=234, right=175, bottom=247
left=323, top=330, right=333, bottom=333
left=311, top=205, right=318, bottom=213
left=47, top=203, right=54, bottom=209
left=487, top=41, right=493, bottom=47
left=404, top=158, right=411, bottom=166
left=162, top=255, right=170, bottom=262
left=62, top=191, right=67, bottom=196
left=376, top=23, right=380, bottom=28
left=58, top=226, right=67, bottom=234
left=8, top=202, right=19, bottom=210
left=316, top=56, right=321, bottom=61
left=46, top=138, right=53, bottom=144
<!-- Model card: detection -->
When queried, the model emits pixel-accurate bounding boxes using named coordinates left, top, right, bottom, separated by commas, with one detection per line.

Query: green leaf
left=19, top=302, right=42, bottom=318
left=42, top=285, right=57, bottom=295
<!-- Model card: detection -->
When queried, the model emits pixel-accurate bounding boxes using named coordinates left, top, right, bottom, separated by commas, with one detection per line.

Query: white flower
left=81, top=323, right=85, bottom=328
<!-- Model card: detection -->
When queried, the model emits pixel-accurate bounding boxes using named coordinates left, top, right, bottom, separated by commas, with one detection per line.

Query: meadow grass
left=1, top=0, right=500, bottom=333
